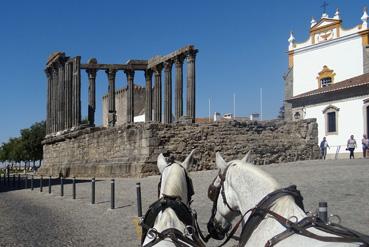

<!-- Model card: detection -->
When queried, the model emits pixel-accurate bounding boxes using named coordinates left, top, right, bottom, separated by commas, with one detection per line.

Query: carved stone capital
left=186, top=49, right=198, bottom=63
left=106, top=69, right=117, bottom=81
left=44, top=67, right=52, bottom=78
left=164, top=60, right=173, bottom=72
left=124, top=69, right=135, bottom=80
left=174, top=55, right=185, bottom=67
left=153, top=64, right=163, bottom=75
left=87, top=58, right=98, bottom=79
left=145, top=69, right=153, bottom=81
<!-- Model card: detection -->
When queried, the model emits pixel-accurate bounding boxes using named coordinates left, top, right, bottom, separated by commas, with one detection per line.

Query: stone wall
left=39, top=119, right=320, bottom=177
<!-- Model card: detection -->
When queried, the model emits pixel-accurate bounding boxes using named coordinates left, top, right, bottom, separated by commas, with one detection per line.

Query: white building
left=284, top=7, right=369, bottom=158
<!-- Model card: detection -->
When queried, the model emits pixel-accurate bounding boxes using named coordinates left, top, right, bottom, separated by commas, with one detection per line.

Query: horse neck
left=227, top=164, right=279, bottom=215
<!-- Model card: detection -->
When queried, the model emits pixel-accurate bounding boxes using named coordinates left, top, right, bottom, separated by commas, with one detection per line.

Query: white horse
left=142, top=150, right=204, bottom=247
left=206, top=152, right=363, bottom=247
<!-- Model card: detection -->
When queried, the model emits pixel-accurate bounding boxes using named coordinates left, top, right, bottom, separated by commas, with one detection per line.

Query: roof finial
left=321, top=1, right=329, bottom=18
left=333, top=8, right=340, bottom=20
left=362, top=6, right=369, bottom=29
left=311, top=16, right=317, bottom=27
left=288, top=31, right=296, bottom=49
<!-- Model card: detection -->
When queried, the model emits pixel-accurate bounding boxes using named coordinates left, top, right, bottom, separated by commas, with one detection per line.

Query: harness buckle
left=288, top=216, right=298, bottom=223
left=184, top=225, right=195, bottom=237
left=147, top=228, right=158, bottom=239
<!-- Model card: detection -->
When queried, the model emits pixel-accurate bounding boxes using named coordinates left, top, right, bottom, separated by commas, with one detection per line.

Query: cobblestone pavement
left=0, top=159, right=368, bottom=246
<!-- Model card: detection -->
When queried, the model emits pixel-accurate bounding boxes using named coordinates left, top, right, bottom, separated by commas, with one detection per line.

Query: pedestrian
left=320, top=137, right=330, bottom=160
left=347, top=135, right=357, bottom=159
left=362, top=134, right=369, bottom=158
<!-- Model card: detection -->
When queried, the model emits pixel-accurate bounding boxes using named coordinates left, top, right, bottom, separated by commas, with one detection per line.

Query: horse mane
left=230, top=159, right=280, bottom=191
left=161, top=162, right=188, bottom=202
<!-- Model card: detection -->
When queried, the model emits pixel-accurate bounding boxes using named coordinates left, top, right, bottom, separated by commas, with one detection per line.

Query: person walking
left=362, top=134, right=369, bottom=158
left=320, top=137, right=330, bottom=160
left=347, top=135, right=357, bottom=159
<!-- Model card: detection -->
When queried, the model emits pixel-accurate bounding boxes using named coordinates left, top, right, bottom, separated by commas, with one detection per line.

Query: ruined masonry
left=40, top=45, right=319, bottom=177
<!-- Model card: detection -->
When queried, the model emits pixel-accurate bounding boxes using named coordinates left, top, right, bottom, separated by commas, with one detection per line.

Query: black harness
left=206, top=164, right=369, bottom=247
left=141, top=196, right=195, bottom=245
left=140, top=163, right=205, bottom=247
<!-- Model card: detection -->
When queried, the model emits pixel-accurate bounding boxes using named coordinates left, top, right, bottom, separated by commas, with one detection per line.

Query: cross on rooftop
left=321, top=1, right=328, bottom=13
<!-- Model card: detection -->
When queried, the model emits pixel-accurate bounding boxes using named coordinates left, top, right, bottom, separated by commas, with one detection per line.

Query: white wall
left=304, top=96, right=368, bottom=155
left=293, top=35, right=363, bottom=96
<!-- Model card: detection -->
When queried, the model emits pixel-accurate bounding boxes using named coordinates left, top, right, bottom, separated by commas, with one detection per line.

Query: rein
left=141, top=162, right=206, bottom=247
left=208, top=165, right=369, bottom=247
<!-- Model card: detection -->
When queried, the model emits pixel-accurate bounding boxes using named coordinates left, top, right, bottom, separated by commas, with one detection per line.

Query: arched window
left=317, top=65, right=336, bottom=88
left=294, top=112, right=301, bottom=120
left=322, top=105, right=339, bottom=135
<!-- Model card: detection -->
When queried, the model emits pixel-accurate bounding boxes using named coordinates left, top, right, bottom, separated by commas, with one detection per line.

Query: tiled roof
left=288, top=73, right=369, bottom=101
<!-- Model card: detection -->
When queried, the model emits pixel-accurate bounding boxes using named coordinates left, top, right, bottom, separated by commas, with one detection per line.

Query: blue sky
left=0, top=0, right=367, bottom=144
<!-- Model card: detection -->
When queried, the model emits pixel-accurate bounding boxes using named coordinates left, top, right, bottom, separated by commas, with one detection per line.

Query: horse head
left=207, top=151, right=279, bottom=240
left=157, top=149, right=196, bottom=205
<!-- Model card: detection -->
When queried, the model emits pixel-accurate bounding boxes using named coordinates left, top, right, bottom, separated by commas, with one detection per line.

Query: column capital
left=153, top=64, right=163, bottom=75
left=124, top=69, right=135, bottom=79
left=145, top=69, right=153, bottom=80
left=105, top=68, right=117, bottom=80
left=186, top=49, right=198, bottom=62
left=164, top=60, right=173, bottom=72
left=44, top=67, right=52, bottom=77
left=86, top=58, right=98, bottom=79
left=174, top=55, right=185, bottom=67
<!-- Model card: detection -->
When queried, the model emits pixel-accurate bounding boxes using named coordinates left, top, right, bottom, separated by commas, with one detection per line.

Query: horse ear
left=216, top=152, right=228, bottom=171
left=241, top=151, right=251, bottom=163
left=182, top=149, right=196, bottom=170
left=157, top=153, right=168, bottom=173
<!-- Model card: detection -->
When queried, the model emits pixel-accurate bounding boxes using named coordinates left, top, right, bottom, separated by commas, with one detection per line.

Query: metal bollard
left=136, top=182, right=142, bottom=217
left=111, top=179, right=115, bottom=209
left=17, top=174, right=20, bottom=188
left=25, top=175, right=28, bottom=189
left=318, top=201, right=328, bottom=223
left=48, top=176, right=52, bottom=194
left=31, top=175, right=34, bottom=190
left=40, top=175, right=43, bottom=192
left=60, top=177, right=64, bottom=197
left=7, top=172, right=10, bottom=186
left=91, top=178, right=95, bottom=204
left=72, top=177, right=76, bottom=200
left=12, top=174, right=15, bottom=187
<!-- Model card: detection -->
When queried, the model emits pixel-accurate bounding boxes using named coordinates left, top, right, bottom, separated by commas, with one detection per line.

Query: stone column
left=106, top=68, right=117, bottom=127
left=58, top=60, right=65, bottom=131
left=45, top=68, right=52, bottom=135
left=52, top=64, right=59, bottom=133
left=153, top=65, right=162, bottom=122
left=64, top=61, right=73, bottom=129
left=186, top=50, right=197, bottom=122
left=164, top=61, right=173, bottom=123
left=145, top=69, right=153, bottom=122
left=175, top=56, right=184, bottom=120
left=125, top=70, right=135, bottom=123
left=72, top=56, right=81, bottom=128
left=87, top=58, right=97, bottom=126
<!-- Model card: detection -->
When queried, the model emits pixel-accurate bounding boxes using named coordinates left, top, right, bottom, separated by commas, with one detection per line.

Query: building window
left=327, top=112, right=336, bottom=132
left=294, top=112, right=301, bottom=120
left=320, top=77, right=332, bottom=87
left=316, top=65, right=336, bottom=88
left=323, top=105, right=339, bottom=135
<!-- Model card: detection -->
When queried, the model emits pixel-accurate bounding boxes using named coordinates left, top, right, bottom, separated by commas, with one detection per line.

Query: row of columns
left=145, top=49, right=197, bottom=123
left=46, top=48, right=197, bottom=134
left=45, top=55, right=81, bottom=135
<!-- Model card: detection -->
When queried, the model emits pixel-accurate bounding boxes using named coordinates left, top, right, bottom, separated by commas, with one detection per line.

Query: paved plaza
left=0, top=159, right=368, bottom=246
